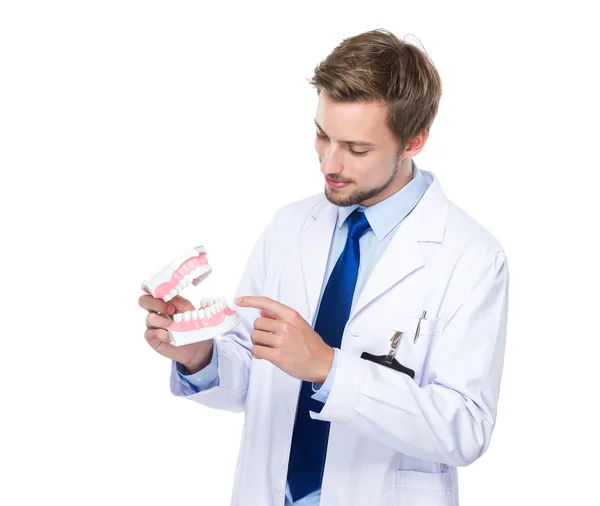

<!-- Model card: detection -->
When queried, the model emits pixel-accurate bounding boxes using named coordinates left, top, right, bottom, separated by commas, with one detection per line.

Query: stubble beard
left=323, top=155, right=402, bottom=207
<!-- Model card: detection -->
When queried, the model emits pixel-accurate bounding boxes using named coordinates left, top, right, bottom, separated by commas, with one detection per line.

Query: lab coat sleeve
left=170, top=342, right=220, bottom=395
left=311, top=347, right=339, bottom=403
left=168, top=209, right=280, bottom=413
left=310, top=250, right=509, bottom=467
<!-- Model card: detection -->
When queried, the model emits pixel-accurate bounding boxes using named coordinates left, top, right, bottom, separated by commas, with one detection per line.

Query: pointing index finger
left=235, top=296, right=291, bottom=321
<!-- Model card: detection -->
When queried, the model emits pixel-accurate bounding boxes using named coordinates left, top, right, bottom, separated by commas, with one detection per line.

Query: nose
left=319, top=144, right=343, bottom=175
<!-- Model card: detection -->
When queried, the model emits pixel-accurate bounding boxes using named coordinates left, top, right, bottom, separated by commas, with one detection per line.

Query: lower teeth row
left=173, top=299, right=226, bottom=322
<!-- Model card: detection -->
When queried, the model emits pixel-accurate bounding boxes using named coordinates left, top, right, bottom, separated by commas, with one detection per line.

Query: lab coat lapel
left=348, top=226, right=424, bottom=323
left=349, top=175, right=449, bottom=323
left=298, top=199, right=338, bottom=325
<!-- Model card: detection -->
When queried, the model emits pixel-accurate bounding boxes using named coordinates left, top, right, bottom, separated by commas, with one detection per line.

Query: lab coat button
left=275, top=478, right=284, bottom=492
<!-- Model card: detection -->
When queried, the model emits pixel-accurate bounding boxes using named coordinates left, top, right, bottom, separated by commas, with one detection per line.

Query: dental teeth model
left=141, top=245, right=241, bottom=347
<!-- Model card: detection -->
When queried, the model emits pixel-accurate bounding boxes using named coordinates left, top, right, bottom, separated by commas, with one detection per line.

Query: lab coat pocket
left=390, top=314, right=444, bottom=386
left=390, top=470, right=454, bottom=506
left=357, top=314, right=444, bottom=386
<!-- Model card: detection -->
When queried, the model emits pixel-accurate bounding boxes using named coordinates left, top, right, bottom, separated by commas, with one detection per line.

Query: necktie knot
left=346, top=209, right=371, bottom=239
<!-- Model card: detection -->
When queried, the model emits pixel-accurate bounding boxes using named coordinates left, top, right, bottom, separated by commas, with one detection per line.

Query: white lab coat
left=176, top=170, right=509, bottom=506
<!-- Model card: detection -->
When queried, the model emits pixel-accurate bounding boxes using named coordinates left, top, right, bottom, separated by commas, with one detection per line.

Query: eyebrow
left=314, top=119, right=376, bottom=147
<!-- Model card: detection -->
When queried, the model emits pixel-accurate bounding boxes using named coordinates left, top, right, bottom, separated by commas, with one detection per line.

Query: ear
left=402, top=130, right=430, bottom=158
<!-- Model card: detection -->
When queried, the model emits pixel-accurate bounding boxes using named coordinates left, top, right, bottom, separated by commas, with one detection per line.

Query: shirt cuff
left=175, top=342, right=220, bottom=392
left=311, top=347, right=338, bottom=403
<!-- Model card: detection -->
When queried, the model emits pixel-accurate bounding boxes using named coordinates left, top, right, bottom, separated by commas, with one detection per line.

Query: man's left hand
left=235, top=296, right=334, bottom=384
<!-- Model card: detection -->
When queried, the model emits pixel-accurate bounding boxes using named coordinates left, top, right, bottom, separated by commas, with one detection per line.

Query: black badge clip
left=360, top=331, right=415, bottom=379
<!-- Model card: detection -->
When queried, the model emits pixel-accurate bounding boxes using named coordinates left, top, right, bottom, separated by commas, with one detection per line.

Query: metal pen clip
left=414, top=310, right=427, bottom=343
left=384, top=331, right=403, bottom=366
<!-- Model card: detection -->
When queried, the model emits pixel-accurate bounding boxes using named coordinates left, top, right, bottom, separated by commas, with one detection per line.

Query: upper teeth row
left=173, top=298, right=228, bottom=323
left=163, top=264, right=210, bottom=302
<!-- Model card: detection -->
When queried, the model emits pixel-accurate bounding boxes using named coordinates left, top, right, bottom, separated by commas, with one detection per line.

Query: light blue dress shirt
left=170, top=160, right=430, bottom=505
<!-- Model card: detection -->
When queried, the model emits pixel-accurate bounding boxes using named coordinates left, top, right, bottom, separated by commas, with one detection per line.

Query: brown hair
left=309, top=28, right=442, bottom=152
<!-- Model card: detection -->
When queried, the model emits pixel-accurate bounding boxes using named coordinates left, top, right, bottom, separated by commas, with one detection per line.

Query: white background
left=1, top=1, right=599, bottom=504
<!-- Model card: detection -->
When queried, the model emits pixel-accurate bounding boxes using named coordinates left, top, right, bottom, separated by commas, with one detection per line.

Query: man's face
left=315, top=93, right=414, bottom=207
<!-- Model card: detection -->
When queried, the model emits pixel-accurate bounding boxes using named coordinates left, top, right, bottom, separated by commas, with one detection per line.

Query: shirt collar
left=337, top=159, right=429, bottom=242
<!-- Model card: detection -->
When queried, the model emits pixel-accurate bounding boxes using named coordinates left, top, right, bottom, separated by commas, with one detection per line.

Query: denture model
left=141, top=245, right=241, bottom=347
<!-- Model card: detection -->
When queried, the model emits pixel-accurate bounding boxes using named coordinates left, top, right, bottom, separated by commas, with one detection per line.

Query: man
left=139, top=28, right=509, bottom=506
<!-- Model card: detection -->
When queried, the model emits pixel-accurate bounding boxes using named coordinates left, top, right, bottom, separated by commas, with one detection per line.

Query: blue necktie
left=287, top=209, right=372, bottom=502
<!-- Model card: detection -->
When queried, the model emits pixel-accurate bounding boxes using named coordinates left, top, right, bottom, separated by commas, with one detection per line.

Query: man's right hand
left=138, top=293, right=214, bottom=374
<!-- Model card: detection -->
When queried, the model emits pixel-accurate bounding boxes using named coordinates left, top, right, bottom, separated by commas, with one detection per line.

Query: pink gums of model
left=154, top=253, right=209, bottom=299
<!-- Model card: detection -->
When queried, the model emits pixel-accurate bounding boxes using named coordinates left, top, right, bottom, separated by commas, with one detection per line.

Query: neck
left=359, top=158, right=414, bottom=207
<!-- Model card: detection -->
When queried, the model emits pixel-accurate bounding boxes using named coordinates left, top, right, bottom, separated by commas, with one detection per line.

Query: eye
left=316, top=130, right=369, bottom=157
left=348, top=146, right=369, bottom=157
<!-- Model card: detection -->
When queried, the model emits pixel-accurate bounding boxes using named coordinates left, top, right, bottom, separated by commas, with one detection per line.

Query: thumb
left=169, top=295, right=195, bottom=313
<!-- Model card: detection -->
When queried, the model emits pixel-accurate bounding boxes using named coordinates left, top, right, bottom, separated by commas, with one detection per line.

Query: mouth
left=326, top=176, right=351, bottom=189
left=141, top=246, right=241, bottom=346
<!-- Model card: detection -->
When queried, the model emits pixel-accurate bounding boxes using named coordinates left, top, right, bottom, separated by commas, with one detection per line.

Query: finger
left=251, top=343, right=277, bottom=361
left=250, top=329, right=279, bottom=348
left=169, top=295, right=195, bottom=313
left=139, top=294, right=176, bottom=315
left=235, top=296, right=293, bottom=321
left=144, top=327, right=171, bottom=344
left=146, top=312, right=174, bottom=330
left=259, top=309, right=279, bottom=320
left=254, top=316, right=283, bottom=333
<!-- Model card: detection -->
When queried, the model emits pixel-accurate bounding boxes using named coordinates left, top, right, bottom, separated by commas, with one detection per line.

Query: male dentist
left=139, top=28, right=509, bottom=506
